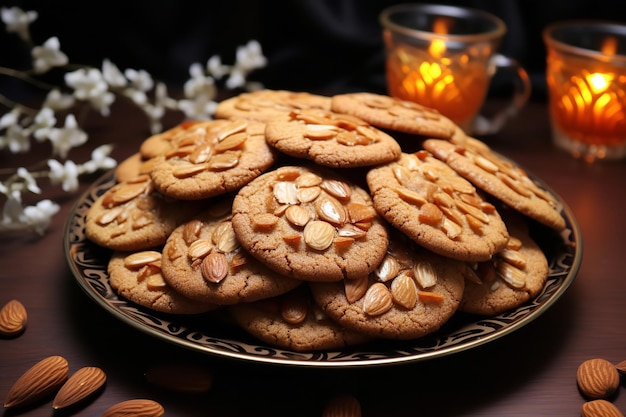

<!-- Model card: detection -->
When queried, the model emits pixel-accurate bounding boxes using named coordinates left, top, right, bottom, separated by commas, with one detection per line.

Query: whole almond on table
left=52, top=366, right=107, bottom=410
left=3, top=355, right=69, bottom=409
left=100, top=399, right=164, bottom=417
left=576, top=358, right=621, bottom=399
left=0, top=299, right=27, bottom=337
left=581, top=399, right=625, bottom=417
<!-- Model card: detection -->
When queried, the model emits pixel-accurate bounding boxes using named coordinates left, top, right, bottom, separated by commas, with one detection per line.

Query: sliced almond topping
left=207, top=152, right=240, bottom=170
left=146, top=274, right=168, bottom=290
left=188, top=142, right=214, bottom=164
left=303, top=220, right=335, bottom=251
left=418, top=290, right=445, bottom=303
left=124, top=251, right=162, bottom=268
left=187, top=238, right=212, bottom=259
left=320, top=179, right=352, bottom=200
left=285, top=205, right=311, bottom=227
left=495, top=259, right=526, bottom=288
left=280, top=292, right=308, bottom=325
left=391, top=273, right=418, bottom=309
left=215, top=131, right=247, bottom=152
left=413, top=261, right=437, bottom=289
left=295, top=172, right=322, bottom=187
left=375, top=254, right=400, bottom=282
left=418, top=202, right=443, bottom=226
left=315, top=197, right=347, bottom=226
left=182, top=219, right=203, bottom=244
left=97, top=206, right=124, bottom=225
left=297, top=186, right=321, bottom=203
left=396, top=186, right=428, bottom=206
left=346, top=203, right=377, bottom=223
left=337, top=224, right=367, bottom=239
left=201, top=252, right=229, bottom=283
left=304, top=124, right=337, bottom=140
left=252, top=213, right=278, bottom=231
left=344, top=276, right=368, bottom=303
left=273, top=181, right=299, bottom=205
left=363, top=282, right=393, bottom=316
left=173, top=163, right=209, bottom=178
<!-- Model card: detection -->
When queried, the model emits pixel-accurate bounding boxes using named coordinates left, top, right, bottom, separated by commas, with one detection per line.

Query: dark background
left=1, top=0, right=624, bottom=101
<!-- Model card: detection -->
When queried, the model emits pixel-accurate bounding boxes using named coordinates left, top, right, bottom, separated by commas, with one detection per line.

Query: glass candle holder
left=543, top=20, right=626, bottom=162
left=379, top=3, right=531, bottom=135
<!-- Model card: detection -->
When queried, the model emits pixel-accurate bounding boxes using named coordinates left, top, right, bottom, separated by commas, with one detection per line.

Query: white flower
left=32, top=107, right=57, bottom=141
left=1, top=7, right=37, bottom=43
left=235, top=40, right=267, bottom=72
left=124, top=88, right=148, bottom=106
left=64, top=67, right=115, bottom=115
left=206, top=55, right=230, bottom=79
left=47, top=114, right=88, bottom=159
left=178, top=94, right=218, bottom=120
left=1, top=123, right=31, bottom=153
left=22, top=199, right=60, bottom=235
left=184, top=63, right=217, bottom=99
left=142, top=103, right=166, bottom=134
left=81, top=144, right=117, bottom=174
left=154, top=82, right=177, bottom=110
left=124, top=68, right=154, bottom=92
left=48, top=159, right=79, bottom=192
left=32, top=37, right=69, bottom=74
left=43, top=88, right=75, bottom=111
left=17, top=167, right=41, bottom=194
left=102, top=59, right=127, bottom=88
left=0, top=107, right=21, bottom=130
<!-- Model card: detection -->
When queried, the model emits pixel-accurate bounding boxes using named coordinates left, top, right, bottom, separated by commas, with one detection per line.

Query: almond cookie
left=214, top=89, right=332, bottom=122
left=114, top=152, right=159, bottom=183
left=160, top=196, right=301, bottom=305
left=138, top=120, right=233, bottom=159
left=85, top=174, right=205, bottom=251
left=264, top=108, right=402, bottom=168
left=309, top=231, right=465, bottom=340
left=228, top=285, right=371, bottom=352
left=108, top=249, right=219, bottom=315
left=231, top=165, right=389, bottom=282
left=459, top=209, right=550, bottom=315
left=366, top=151, right=509, bottom=262
left=330, top=92, right=457, bottom=139
left=149, top=119, right=276, bottom=200
left=423, top=137, right=566, bottom=231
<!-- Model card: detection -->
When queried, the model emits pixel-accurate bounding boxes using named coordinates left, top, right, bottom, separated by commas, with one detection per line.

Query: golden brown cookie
left=214, top=89, right=332, bottom=122
left=114, top=152, right=159, bottom=183
left=228, top=285, right=371, bottom=352
left=149, top=119, right=276, bottom=200
left=459, top=209, right=550, bottom=315
left=331, top=92, right=458, bottom=139
left=231, top=165, right=389, bottom=282
left=160, top=195, right=302, bottom=305
left=309, top=231, right=465, bottom=340
left=264, top=108, right=402, bottom=168
left=108, top=249, right=219, bottom=315
left=366, top=151, right=510, bottom=262
left=423, top=137, right=566, bottom=231
left=85, top=174, right=206, bottom=251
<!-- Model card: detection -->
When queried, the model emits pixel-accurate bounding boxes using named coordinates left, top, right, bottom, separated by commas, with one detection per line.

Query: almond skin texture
left=0, top=299, right=27, bottom=337
left=581, top=399, right=625, bottom=417
left=577, top=358, right=620, bottom=399
left=100, top=399, right=164, bottom=417
left=52, top=366, right=107, bottom=410
left=4, top=355, right=69, bottom=408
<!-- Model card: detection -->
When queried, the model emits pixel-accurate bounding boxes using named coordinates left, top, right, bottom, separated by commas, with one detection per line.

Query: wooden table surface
left=1, top=98, right=625, bottom=417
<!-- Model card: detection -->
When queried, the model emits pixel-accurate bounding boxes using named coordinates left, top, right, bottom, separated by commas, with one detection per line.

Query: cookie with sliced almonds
left=331, top=92, right=458, bottom=139
left=160, top=195, right=301, bottom=305
left=423, top=137, right=566, bottom=231
left=108, top=249, right=218, bottom=314
left=85, top=174, right=206, bottom=251
left=459, top=209, right=550, bottom=315
left=228, top=285, right=371, bottom=352
left=309, top=231, right=465, bottom=340
left=214, top=89, right=332, bottom=122
left=366, top=151, right=509, bottom=262
left=149, top=118, right=276, bottom=200
left=231, top=165, right=389, bottom=282
left=264, top=108, right=401, bottom=168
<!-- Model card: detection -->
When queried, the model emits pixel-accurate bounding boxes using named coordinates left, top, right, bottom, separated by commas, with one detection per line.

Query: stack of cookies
left=85, top=89, right=565, bottom=352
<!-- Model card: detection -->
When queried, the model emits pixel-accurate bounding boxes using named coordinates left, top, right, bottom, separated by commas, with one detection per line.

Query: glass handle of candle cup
left=472, top=53, right=532, bottom=136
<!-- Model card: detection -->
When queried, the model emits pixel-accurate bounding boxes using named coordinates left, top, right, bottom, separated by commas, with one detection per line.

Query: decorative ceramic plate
left=64, top=170, right=581, bottom=367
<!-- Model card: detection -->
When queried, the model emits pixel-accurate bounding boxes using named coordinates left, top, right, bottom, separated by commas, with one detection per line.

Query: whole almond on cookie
left=101, top=399, right=164, bottom=417
left=4, top=355, right=69, bottom=408
left=581, top=399, right=624, bottom=417
left=0, top=299, right=27, bottom=337
left=53, top=366, right=107, bottom=410
left=577, top=358, right=620, bottom=399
